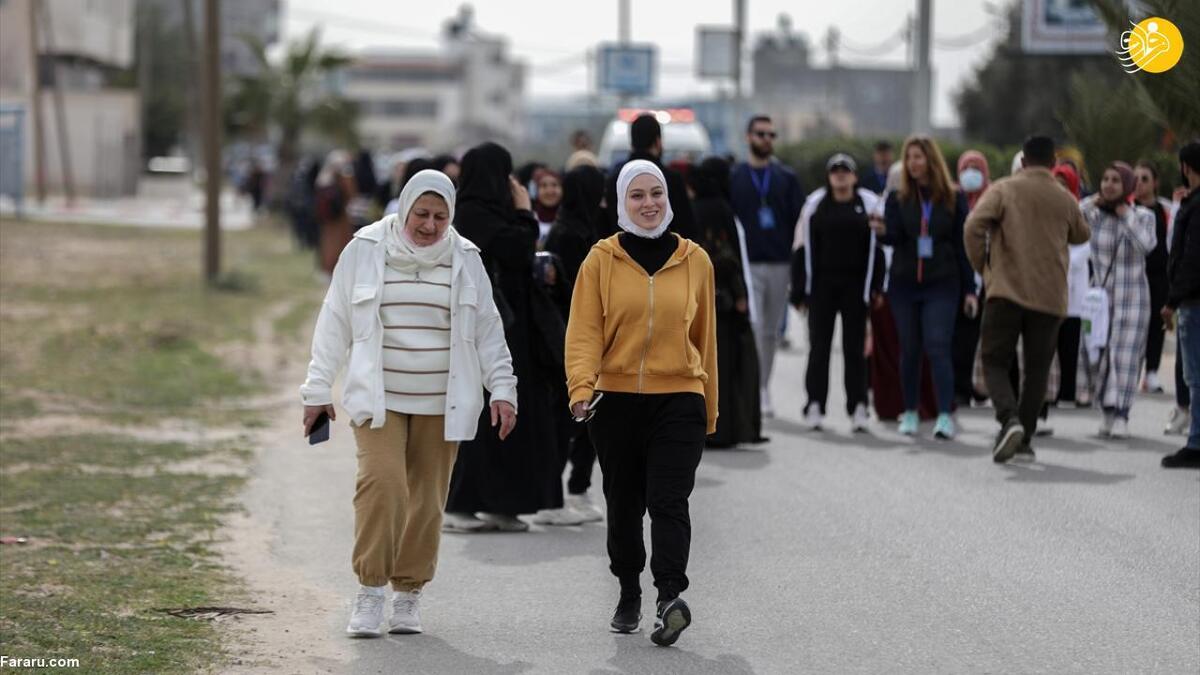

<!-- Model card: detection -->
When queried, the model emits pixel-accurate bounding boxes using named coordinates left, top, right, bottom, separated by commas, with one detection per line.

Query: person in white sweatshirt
left=300, top=169, right=518, bottom=638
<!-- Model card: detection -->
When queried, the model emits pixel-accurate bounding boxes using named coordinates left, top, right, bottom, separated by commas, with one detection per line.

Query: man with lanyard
left=730, top=115, right=806, bottom=418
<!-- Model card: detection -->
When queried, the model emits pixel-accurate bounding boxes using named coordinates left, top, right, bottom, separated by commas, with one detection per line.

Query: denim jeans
left=888, top=280, right=959, bottom=414
left=1178, top=305, right=1200, bottom=449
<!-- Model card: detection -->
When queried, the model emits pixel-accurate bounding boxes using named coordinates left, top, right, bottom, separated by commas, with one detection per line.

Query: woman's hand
left=491, top=400, right=517, bottom=440
left=571, top=401, right=588, bottom=419
left=868, top=214, right=886, bottom=236
left=302, top=404, right=336, bottom=435
left=509, top=176, right=532, bottom=212
left=963, top=294, right=979, bottom=319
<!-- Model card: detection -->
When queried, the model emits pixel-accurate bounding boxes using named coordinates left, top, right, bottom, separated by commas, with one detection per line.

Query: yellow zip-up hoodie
left=565, top=234, right=719, bottom=434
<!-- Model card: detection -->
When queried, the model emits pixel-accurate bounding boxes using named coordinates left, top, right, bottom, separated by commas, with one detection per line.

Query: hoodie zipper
left=637, top=276, right=655, bottom=392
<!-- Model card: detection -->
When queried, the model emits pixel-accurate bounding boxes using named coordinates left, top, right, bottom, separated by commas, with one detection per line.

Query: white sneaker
left=1110, top=418, right=1130, bottom=439
left=804, top=403, right=824, bottom=430
left=477, top=512, right=529, bottom=532
left=1144, top=371, right=1164, bottom=393
left=389, top=590, right=423, bottom=634
left=346, top=585, right=388, bottom=637
left=761, top=388, right=775, bottom=419
left=851, top=403, right=870, bottom=433
left=565, top=493, right=604, bottom=523
left=1165, top=407, right=1190, bottom=435
left=1099, top=413, right=1115, bottom=438
left=531, top=507, right=587, bottom=526
left=442, top=511, right=496, bottom=533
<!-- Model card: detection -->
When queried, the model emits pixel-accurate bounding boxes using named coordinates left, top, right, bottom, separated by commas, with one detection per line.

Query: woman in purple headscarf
left=1078, top=161, right=1157, bottom=438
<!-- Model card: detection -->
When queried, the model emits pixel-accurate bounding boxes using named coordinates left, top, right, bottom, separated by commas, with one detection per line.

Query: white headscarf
left=616, top=159, right=674, bottom=239
left=386, top=169, right=457, bottom=272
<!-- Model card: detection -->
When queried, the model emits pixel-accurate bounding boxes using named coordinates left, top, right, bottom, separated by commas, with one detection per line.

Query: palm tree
left=226, top=28, right=358, bottom=204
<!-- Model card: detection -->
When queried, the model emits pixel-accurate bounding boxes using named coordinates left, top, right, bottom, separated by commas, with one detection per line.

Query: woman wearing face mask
left=299, top=170, right=518, bottom=638
left=533, top=167, right=564, bottom=245
left=1078, top=162, right=1157, bottom=438
left=871, top=136, right=976, bottom=439
left=1133, top=160, right=1172, bottom=394
left=565, top=160, right=717, bottom=646
left=792, top=153, right=884, bottom=432
left=954, top=151, right=989, bottom=406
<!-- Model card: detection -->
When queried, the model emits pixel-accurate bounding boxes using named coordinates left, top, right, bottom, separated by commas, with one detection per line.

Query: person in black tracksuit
left=1133, top=161, right=1171, bottom=392
left=791, top=154, right=885, bottom=429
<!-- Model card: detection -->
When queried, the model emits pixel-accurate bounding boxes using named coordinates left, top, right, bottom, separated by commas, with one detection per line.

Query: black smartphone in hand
left=307, top=411, right=330, bottom=445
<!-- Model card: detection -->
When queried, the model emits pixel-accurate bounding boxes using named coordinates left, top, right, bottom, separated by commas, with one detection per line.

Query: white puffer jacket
left=300, top=217, right=517, bottom=441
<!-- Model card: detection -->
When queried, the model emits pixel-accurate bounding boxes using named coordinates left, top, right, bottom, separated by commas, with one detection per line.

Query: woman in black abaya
left=689, top=157, right=765, bottom=447
left=443, top=142, right=564, bottom=532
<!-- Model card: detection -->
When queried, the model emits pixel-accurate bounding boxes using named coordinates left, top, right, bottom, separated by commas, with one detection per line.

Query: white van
left=596, top=109, right=712, bottom=170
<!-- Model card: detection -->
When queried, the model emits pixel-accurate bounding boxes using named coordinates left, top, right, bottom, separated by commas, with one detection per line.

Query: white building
left=339, top=7, right=525, bottom=152
left=0, top=0, right=141, bottom=197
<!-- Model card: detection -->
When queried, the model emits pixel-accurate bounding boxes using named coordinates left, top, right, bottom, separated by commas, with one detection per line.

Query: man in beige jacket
left=964, top=136, right=1090, bottom=463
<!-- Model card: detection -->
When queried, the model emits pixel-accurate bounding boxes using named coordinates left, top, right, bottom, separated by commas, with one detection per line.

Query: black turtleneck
left=619, top=232, right=678, bottom=275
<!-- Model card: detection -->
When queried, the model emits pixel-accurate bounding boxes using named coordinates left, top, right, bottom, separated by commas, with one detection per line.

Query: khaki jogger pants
left=351, top=411, right=459, bottom=591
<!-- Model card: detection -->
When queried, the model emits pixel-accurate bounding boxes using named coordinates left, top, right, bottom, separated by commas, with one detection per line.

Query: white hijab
left=387, top=169, right=457, bottom=271
left=616, top=159, right=674, bottom=239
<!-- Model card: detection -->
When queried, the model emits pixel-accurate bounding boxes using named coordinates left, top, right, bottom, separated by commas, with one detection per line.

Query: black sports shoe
left=1161, top=447, right=1200, bottom=469
left=992, top=420, right=1025, bottom=464
left=650, top=597, right=691, bottom=647
left=1012, top=442, right=1036, bottom=462
left=610, top=594, right=641, bottom=633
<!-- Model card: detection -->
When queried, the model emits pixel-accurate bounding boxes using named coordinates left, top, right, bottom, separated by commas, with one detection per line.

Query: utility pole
left=733, top=0, right=745, bottom=99
left=38, top=0, right=75, bottom=204
left=27, top=0, right=46, bottom=204
left=617, top=0, right=630, bottom=107
left=202, top=0, right=221, bottom=283
left=912, top=0, right=932, bottom=134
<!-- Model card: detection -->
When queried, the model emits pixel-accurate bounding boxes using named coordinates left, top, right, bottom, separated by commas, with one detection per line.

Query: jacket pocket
left=458, top=285, right=478, bottom=341
left=350, top=284, right=377, bottom=342
left=646, top=326, right=692, bottom=375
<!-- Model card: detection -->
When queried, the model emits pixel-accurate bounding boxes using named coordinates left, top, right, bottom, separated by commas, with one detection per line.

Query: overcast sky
left=284, top=0, right=1006, bottom=127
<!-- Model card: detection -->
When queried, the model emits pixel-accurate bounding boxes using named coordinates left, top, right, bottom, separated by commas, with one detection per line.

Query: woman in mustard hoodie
left=565, top=159, right=718, bottom=647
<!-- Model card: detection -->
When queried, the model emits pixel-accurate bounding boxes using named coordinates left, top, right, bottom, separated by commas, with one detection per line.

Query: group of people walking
left=298, top=112, right=1200, bottom=646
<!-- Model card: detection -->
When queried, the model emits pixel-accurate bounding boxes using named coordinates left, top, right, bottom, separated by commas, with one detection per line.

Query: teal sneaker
left=898, top=411, right=919, bottom=436
left=933, top=413, right=955, bottom=440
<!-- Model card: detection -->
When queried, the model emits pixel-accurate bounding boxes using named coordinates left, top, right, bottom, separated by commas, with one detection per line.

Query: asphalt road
left=235, top=323, right=1200, bottom=674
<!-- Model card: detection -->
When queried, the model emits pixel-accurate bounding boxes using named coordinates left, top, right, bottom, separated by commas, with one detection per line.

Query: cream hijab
left=386, top=169, right=457, bottom=271
left=615, top=160, right=674, bottom=239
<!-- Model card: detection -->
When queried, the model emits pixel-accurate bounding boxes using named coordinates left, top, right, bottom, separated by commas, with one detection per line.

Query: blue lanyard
left=920, top=198, right=933, bottom=227
left=749, top=167, right=771, bottom=203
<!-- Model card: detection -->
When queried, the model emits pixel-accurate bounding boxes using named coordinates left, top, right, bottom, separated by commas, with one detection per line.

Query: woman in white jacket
left=300, top=169, right=518, bottom=638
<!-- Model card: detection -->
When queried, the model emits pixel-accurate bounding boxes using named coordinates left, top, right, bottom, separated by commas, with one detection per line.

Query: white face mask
left=959, top=168, right=985, bottom=193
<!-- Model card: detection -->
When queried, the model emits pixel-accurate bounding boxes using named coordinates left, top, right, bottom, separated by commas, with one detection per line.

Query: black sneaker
left=992, top=420, right=1025, bottom=464
left=1161, top=447, right=1200, bottom=469
left=1012, top=442, right=1036, bottom=463
left=650, top=597, right=691, bottom=647
left=610, top=594, right=641, bottom=633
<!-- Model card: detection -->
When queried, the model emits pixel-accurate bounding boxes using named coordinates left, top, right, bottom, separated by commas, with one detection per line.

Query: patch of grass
left=0, top=219, right=322, bottom=671
left=0, top=435, right=245, bottom=673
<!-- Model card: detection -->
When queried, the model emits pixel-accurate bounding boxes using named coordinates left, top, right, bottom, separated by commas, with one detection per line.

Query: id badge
left=918, top=235, right=934, bottom=259
left=758, top=206, right=776, bottom=230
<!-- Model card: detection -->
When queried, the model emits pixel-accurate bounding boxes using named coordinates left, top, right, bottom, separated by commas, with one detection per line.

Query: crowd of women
left=297, top=114, right=1200, bottom=646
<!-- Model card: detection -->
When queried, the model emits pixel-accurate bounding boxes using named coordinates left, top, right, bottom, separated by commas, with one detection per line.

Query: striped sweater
left=380, top=262, right=453, bottom=415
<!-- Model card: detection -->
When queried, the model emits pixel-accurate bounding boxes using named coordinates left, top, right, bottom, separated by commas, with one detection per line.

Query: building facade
left=0, top=0, right=141, bottom=197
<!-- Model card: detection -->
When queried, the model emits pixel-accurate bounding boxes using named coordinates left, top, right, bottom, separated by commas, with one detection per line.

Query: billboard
left=696, top=27, right=738, bottom=79
left=1021, top=0, right=1114, bottom=54
left=597, top=43, right=656, bottom=97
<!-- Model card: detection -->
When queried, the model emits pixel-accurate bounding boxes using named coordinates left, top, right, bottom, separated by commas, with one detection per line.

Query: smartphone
left=307, top=411, right=330, bottom=445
